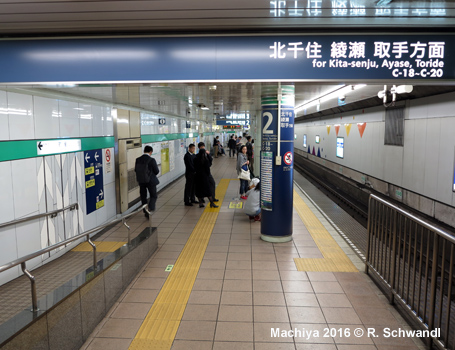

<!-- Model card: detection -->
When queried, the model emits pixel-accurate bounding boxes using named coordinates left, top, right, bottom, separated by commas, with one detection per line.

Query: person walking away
left=184, top=143, right=198, bottom=206
left=244, top=178, right=261, bottom=221
left=135, top=145, right=159, bottom=218
left=213, top=136, right=220, bottom=158
left=245, top=136, right=254, bottom=175
left=237, top=145, right=250, bottom=200
left=228, top=135, right=236, bottom=158
left=194, top=142, right=219, bottom=208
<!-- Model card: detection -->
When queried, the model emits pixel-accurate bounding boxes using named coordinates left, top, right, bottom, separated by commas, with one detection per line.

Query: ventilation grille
left=385, top=107, right=405, bottom=146
left=128, top=169, right=139, bottom=191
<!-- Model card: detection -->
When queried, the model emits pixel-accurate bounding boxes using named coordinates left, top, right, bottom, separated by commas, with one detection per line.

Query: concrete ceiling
left=0, top=0, right=453, bottom=37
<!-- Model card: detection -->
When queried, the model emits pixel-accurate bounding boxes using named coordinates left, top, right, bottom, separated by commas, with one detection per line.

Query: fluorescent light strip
left=295, top=84, right=367, bottom=113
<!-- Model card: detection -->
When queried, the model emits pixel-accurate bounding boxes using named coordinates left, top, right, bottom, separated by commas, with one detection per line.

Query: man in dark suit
left=184, top=144, right=198, bottom=206
left=135, top=145, right=160, bottom=218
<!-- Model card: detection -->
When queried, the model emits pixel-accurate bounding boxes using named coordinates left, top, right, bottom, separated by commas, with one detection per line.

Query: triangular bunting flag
left=357, top=123, right=367, bottom=138
left=334, top=125, right=340, bottom=136
left=317, top=147, right=321, bottom=157
left=307, top=146, right=311, bottom=153
left=312, top=147, right=316, bottom=155
left=344, top=123, right=352, bottom=137
left=326, top=125, right=331, bottom=135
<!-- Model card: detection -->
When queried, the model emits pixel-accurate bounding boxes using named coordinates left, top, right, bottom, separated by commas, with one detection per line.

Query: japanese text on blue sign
left=270, top=40, right=446, bottom=78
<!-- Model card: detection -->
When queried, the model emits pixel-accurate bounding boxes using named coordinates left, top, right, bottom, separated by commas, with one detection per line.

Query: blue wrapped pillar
left=260, top=84, right=295, bottom=243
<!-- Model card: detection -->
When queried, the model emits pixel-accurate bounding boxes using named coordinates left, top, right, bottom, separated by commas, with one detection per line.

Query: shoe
left=144, top=212, right=149, bottom=219
left=240, top=196, right=248, bottom=200
left=210, top=203, right=219, bottom=208
left=213, top=198, right=219, bottom=202
left=199, top=203, right=205, bottom=208
left=185, top=203, right=193, bottom=206
left=254, top=215, right=261, bottom=222
left=249, top=216, right=254, bottom=221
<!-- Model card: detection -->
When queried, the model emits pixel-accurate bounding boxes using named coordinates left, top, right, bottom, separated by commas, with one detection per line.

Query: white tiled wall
left=34, top=96, right=60, bottom=139
left=294, top=92, right=455, bottom=208
left=8, top=92, right=34, bottom=140
left=0, top=90, right=206, bottom=286
left=0, top=91, right=116, bottom=285
left=0, top=91, right=10, bottom=140
left=59, top=100, right=80, bottom=138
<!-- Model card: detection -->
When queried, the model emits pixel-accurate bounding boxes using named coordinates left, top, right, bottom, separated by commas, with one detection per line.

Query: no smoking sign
left=283, top=152, right=293, bottom=166
left=105, top=149, right=111, bottom=162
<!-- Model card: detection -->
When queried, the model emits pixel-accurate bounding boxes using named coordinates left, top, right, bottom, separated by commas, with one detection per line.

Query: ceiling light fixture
left=295, top=84, right=367, bottom=113
left=197, top=103, right=210, bottom=110
left=378, top=85, right=413, bottom=107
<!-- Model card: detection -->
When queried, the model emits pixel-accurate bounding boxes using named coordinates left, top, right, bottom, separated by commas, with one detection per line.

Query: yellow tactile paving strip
left=129, top=179, right=230, bottom=350
left=293, top=190, right=358, bottom=272
left=71, top=241, right=127, bottom=252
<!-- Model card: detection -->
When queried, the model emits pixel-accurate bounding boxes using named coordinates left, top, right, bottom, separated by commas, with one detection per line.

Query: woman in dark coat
left=194, top=143, right=219, bottom=208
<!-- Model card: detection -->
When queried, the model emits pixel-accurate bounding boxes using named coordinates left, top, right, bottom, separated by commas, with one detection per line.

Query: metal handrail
left=0, top=203, right=79, bottom=229
left=367, top=194, right=455, bottom=245
left=365, top=194, right=455, bottom=350
left=0, top=204, right=150, bottom=313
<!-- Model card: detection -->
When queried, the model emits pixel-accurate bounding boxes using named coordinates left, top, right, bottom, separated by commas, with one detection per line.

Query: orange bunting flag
left=344, top=123, right=352, bottom=137
left=334, top=124, right=340, bottom=136
left=326, top=125, right=331, bottom=135
left=357, top=123, right=367, bottom=138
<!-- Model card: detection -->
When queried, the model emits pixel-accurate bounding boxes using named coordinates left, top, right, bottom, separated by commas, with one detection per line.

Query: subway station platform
left=74, top=155, right=425, bottom=350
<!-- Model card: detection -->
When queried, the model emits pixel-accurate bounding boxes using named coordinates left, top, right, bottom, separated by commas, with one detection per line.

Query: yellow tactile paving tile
left=293, top=190, right=358, bottom=273
left=129, top=179, right=230, bottom=350
left=71, top=241, right=126, bottom=252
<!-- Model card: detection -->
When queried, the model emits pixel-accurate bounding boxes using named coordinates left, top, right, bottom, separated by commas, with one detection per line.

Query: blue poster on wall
left=84, top=149, right=104, bottom=215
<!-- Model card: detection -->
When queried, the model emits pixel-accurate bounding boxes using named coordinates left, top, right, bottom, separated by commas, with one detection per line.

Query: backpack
left=135, top=157, right=151, bottom=184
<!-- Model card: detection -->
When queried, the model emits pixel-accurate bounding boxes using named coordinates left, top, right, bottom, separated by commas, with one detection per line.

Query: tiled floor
left=81, top=155, right=426, bottom=350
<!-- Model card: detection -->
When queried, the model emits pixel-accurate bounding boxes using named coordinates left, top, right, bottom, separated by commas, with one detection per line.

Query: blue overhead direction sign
left=0, top=35, right=453, bottom=83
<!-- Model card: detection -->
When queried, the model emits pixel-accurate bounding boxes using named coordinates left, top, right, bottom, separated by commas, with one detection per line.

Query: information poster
left=261, top=151, right=273, bottom=211
left=453, top=147, right=455, bottom=192
left=84, top=149, right=104, bottom=215
left=169, top=141, right=175, bottom=172
left=161, top=141, right=170, bottom=175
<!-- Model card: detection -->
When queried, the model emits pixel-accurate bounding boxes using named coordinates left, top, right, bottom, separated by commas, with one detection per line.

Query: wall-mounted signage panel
left=223, top=125, right=242, bottom=129
left=217, top=120, right=250, bottom=126
left=0, top=35, right=453, bottom=83
left=84, top=149, right=104, bottom=215
left=336, top=137, right=344, bottom=158
left=37, top=139, right=81, bottom=156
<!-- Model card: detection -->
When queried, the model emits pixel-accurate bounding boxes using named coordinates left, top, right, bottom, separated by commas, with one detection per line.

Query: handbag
left=238, top=168, right=251, bottom=181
